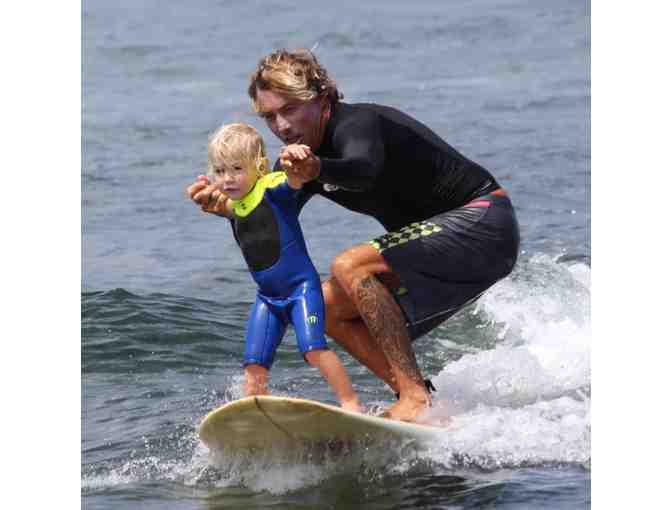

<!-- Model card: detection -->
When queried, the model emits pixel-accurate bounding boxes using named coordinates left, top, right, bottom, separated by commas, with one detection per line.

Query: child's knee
left=304, top=348, right=327, bottom=366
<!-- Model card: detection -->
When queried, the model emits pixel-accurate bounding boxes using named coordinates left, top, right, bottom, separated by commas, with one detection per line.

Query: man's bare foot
left=382, top=392, right=431, bottom=423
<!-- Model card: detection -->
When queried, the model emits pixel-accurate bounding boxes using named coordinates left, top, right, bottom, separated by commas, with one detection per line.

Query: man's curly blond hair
left=248, top=48, right=342, bottom=111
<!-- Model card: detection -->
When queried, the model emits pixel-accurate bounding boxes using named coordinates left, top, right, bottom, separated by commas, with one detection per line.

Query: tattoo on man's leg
left=355, top=276, right=424, bottom=385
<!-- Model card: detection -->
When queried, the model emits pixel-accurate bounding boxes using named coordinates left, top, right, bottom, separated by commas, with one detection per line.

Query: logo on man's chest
left=323, top=184, right=340, bottom=192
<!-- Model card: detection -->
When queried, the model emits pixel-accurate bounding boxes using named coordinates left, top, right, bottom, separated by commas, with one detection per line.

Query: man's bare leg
left=329, top=244, right=431, bottom=422
left=323, top=277, right=397, bottom=390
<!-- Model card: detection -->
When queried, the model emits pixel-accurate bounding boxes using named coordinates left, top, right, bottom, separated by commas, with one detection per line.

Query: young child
left=201, top=122, right=361, bottom=413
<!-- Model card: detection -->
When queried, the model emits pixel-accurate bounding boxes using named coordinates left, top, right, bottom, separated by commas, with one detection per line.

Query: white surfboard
left=198, top=395, right=442, bottom=454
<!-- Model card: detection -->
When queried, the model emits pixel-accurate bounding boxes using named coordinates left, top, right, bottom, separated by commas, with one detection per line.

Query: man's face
left=255, top=88, right=327, bottom=151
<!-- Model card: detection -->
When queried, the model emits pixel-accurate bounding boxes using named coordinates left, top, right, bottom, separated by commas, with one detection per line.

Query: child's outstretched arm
left=305, top=350, right=362, bottom=413
left=187, top=175, right=234, bottom=217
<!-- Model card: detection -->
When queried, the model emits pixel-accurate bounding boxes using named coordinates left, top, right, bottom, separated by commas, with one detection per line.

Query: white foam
left=82, top=434, right=212, bottom=491
left=209, top=459, right=336, bottom=495
left=424, top=396, right=590, bottom=469
left=425, top=255, right=591, bottom=468
left=204, top=440, right=408, bottom=495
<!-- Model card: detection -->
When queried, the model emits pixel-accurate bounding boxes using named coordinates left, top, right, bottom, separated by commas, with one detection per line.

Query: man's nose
left=276, top=114, right=291, bottom=134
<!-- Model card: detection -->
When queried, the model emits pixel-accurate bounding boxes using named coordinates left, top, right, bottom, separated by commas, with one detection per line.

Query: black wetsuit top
left=287, top=102, right=500, bottom=232
left=228, top=172, right=321, bottom=298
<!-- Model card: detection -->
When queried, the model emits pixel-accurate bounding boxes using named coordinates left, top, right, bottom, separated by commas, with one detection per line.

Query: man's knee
left=333, top=266, right=370, bottom=301
left=331, top=250, right=380, bottom=293
left=322, top=277, right=359, bottom=326
left=330, top=252, right=358, bottom=285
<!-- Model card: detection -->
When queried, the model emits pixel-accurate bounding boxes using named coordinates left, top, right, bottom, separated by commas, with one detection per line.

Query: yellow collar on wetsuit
left=231, top=172, right=288, bottom=217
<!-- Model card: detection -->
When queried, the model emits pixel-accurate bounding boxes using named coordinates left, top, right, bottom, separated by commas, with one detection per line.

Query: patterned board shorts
left=369, top=192, right=520, bottom=340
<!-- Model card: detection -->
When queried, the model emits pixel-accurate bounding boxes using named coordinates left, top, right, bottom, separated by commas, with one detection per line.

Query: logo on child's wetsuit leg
left=307, top=314, right=318, bottom=325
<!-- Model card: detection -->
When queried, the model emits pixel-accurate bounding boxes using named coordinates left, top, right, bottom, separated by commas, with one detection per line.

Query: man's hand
left=280, top=144, right=320, bottom=186
left=186, top=175, right=231, bottom=217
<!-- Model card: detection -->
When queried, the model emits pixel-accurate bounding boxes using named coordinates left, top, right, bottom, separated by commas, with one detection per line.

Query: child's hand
left=186, top=175, right=231, bottom=217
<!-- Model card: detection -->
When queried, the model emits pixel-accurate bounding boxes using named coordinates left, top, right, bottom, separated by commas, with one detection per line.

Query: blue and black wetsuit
left=229, top=172, right=327, bottom=369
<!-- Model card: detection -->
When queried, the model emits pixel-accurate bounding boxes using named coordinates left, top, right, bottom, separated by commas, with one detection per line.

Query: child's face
left=211, top=160, right=258, bottom=200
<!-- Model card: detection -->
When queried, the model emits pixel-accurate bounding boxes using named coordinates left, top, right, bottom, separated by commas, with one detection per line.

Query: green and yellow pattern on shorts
left=369, top=221, right=442, bottom=253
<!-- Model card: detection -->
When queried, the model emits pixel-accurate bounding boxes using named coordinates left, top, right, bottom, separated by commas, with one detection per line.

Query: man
left=188, top=49, right=519, bottom=422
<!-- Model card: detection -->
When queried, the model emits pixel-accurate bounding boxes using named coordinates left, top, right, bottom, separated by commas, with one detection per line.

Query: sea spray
left=422, top=255, right=590, bottom=469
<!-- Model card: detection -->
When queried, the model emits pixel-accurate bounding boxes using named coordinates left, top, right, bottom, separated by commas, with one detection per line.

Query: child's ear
left=258, top=157, right=268, bottom=176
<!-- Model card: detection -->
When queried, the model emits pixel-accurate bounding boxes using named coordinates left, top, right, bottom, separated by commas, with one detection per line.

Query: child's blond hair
left=207, top=123, right=269, bottom=178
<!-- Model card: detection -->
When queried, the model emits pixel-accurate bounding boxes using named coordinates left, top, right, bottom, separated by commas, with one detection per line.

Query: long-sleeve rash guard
left=287, top=102, right=501, bottom=232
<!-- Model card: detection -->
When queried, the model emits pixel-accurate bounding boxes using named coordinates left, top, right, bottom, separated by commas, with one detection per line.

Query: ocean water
left=82, top=0, right=590, bottom=508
